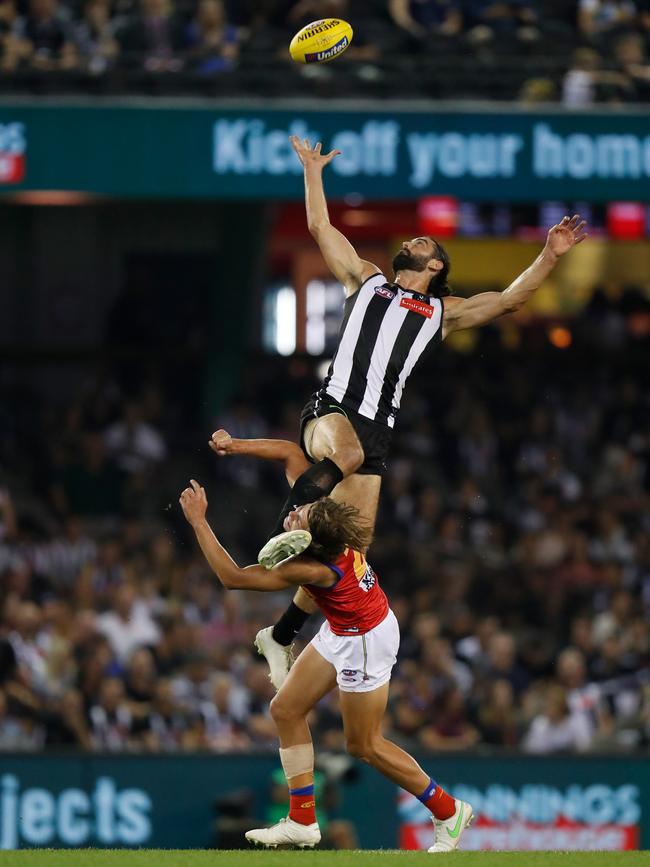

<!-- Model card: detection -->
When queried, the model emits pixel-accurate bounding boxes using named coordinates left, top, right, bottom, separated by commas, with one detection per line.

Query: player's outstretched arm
left=209, top=430, right=309, bottom=486
left=442, top=215, right=588, bottom=338
left=179, top=480, right=332, bottom=590
left=290, top=136, right=379, bottom=297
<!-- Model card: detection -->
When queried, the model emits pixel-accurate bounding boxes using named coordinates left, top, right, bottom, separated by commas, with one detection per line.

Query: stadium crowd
left=0, top=283, right=648, bottom=756
left=1, top=0, right=650, bottom=101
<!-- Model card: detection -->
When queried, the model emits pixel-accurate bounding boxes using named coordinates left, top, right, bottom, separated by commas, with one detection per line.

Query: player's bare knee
left=345, top=737, right=373, bottom=761
left=333, top=442, right=364, bottom=476
left=270, top=694, right=298, bottom=724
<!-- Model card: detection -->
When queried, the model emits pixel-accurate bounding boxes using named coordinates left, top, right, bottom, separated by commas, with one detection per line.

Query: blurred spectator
left=465, top=0, right=540, bottom=44
left=518, top=77, right=557, bottom=103
left=72, top=0, right=119, bottom=73
left=89, top=676, right=135, bottom=750
left=612, top=31, right=650, bottom=99
left=562, top=46, right=632, bottom=107
left=484, top=631, right=530, bottom=697
left=146, top=678, right=190, bottom=750
left=51, top=432, right=123, bottom=518
left=96, top=582, right=161, bottom=663
left=578, top=0, right=639, bottom=40
left=388, top=0, right=463, bottom=39
left=104, top=401, right=167, bottom=476
left=0, top=487, right=17, bottom=542
left=46, top=688, right=92, bottom=748
left=419, top=686, right=479, bottom=750
left=0, top=686, right=43, bottom=749
left=200, top=672, right=250, bottom=750
left=475, top=679, right=520, bottom=746
left=118, top=0, right=184, bottom=72
left=523, top=684, right=594, bottom=753
left=22, top=0, right=76, bottom=69
left=184, top=0, right=238, bottom=74
left=0, top=0, right=30, bottom=72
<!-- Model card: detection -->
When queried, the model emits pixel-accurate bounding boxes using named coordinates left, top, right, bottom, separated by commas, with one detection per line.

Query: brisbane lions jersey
left=304, top=547, right=389, bottom=636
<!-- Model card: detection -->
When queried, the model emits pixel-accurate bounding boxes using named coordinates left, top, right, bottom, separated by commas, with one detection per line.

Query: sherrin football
left=289, top=18, right=353, bottom=64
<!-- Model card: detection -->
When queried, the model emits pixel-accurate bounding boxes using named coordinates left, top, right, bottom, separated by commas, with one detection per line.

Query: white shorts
left=310, top=609, right=400, bottom=693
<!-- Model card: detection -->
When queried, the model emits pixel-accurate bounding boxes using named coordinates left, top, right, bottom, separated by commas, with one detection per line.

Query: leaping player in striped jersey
left=239, top=136, right=589, bottom=690
left=180, top=471, right=474, bottom=852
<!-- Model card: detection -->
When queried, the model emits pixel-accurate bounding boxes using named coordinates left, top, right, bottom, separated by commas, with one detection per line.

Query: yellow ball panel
left=289, top=18, right=354, bottom=64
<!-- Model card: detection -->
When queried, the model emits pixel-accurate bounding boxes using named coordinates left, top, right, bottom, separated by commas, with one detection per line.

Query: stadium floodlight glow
left=275, top=286, right=296, bottom=356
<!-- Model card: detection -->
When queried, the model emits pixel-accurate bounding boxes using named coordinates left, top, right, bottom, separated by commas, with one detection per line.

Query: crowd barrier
left=0, top=752, right=647, bottom=850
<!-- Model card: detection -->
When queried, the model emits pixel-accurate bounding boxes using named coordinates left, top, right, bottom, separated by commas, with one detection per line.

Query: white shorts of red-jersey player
left=311, top=609, right=399, bottom=693
left=302, top=546, right=399, bottom=693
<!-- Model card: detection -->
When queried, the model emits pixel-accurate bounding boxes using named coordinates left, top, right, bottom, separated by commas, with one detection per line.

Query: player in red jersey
left=180, top=473, right=473, bottom=852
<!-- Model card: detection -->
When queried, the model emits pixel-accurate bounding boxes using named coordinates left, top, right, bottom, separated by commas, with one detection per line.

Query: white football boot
left=258, top=530, right=312, bottom=569
left=428, top=799, right=474, bottom=853
left=245, top=817, right=321, bottom=849
left=254, top=626, right=295, bottom=690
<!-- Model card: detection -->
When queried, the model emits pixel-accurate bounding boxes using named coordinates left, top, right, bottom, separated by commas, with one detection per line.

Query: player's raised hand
left=546, top=215, right=588, bottom=257
left=179, top=479, right=208, bottom=526
left=209, top=429, right=234, bottom=456
left=290, top=136, right=341, bottom=169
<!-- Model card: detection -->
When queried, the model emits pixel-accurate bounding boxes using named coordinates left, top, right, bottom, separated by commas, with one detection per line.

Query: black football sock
left=269, top=457, right=344, bottom=537
left=272, top=601, right=311, bottom=646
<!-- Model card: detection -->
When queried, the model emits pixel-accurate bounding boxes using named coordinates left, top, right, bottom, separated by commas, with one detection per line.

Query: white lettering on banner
left=213, top=119, right=320, bottom=175
left=406, top=132, right=523, bottom=187
left=212, top=116, right=650, bottom=187
left=214, top=118, right=398, bottom=178
left=331, top=122, right=400, bottom=177
left=399, top=782, right=641, bottom=826
left=20, top=790, right=55, bottom=845
left=117, top=789, right=152, bottom=844
left=0, top=122, right=26, bottom=154
left=0, top=774, right=152, bottom=849
left=57, top=790, right=90, bottom=846
left=533, top=123, right=650, bottom=179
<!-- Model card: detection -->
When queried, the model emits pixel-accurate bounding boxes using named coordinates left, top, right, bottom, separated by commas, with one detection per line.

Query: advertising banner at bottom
left=398, top=758, right=645, bottom=852
left=399, top=785, right=640, bottom=851
left=0, top=753, right=647, bottom=850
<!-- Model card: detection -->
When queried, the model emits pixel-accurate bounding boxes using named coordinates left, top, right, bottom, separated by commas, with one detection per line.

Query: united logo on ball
left=289, top=18, right=354, bottom=64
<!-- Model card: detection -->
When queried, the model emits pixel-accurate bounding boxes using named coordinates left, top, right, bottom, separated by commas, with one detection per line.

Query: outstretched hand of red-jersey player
left=179, top=479, right=207, bottom=526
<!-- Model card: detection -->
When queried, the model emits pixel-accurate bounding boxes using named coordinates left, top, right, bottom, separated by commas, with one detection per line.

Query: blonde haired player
left=180, top=468, right=473, bottom=852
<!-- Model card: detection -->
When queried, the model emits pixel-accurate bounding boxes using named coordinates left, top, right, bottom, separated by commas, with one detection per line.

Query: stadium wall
left=0, top=753, right=647, bottom=851
left=1, top=101, right=650, bottom=201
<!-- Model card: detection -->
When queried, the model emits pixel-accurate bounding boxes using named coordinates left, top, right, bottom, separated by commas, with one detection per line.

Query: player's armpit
left=442, top=292, right=506, bottom=337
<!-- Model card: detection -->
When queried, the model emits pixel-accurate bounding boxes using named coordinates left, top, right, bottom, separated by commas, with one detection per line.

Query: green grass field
left=0, top=852, right=647, bottom=867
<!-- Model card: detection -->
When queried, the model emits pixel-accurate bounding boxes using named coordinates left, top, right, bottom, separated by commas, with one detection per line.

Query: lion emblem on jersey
left=360, top=564, right=376, bottom=593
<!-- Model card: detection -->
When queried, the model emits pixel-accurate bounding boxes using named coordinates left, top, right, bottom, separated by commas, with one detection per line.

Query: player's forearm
left=191, top=518, right=242, bottom=589
left=500, top=247, right=558, bottom=313
left=304, top=165, right=331, bottom=234
left=228, top=437, right=296, bottom=464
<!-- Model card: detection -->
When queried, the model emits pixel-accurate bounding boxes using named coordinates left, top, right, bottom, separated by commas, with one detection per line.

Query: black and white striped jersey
left=319, top=272, right=444, bottom=429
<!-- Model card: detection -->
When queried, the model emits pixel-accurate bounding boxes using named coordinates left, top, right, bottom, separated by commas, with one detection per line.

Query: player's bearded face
left=392, top=249, right=430, bottom=273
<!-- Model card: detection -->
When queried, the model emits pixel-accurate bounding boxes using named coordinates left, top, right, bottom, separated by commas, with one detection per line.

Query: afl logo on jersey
left=375, top=284, right=396, bottom=300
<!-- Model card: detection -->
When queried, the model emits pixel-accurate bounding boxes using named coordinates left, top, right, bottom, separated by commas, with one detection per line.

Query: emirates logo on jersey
left=400, top=296, right=433, bottom=318
left=360, top=564, right=376, bottom=592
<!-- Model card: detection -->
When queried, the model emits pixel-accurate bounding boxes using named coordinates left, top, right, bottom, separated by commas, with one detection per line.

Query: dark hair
left=307, top=498, right=373, bottom=563
left=426, top=237, right=452, bottom=297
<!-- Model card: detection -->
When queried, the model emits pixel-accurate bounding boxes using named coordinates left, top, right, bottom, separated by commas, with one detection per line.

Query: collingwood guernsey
left=319, top=273, right=444, bottom=429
